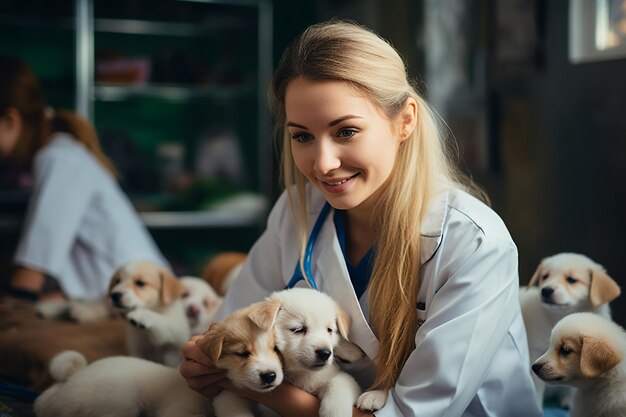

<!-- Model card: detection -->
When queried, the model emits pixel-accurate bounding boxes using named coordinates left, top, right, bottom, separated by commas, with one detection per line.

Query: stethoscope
left=285, top=202, right=332, bottom=290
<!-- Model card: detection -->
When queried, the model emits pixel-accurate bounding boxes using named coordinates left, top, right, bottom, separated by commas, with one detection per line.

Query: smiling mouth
left=321, top=173, right=359, bottom=185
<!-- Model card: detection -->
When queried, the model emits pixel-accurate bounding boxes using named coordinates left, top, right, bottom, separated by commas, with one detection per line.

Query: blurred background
left=0, top=0, right=625, bottom=322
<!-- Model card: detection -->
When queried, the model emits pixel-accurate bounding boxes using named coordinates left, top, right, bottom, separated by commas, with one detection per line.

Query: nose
left=313, top=140, right=341, bottom=175
left=259, top=371, right=276, bottom=385
left=110, top=292, right=123, bottom=307
left=531, top=363, right=543, bottom=375
left=315, top=348, right=332, bottom=362
left=186, top=305, right=200, bottom=318
left=541, top=287, right=554, bottom=298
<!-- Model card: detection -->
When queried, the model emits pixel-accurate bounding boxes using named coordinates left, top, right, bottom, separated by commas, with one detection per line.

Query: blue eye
left=291, top=132, right=313, bottom=143
left=337, top=128, right=357, bottom=138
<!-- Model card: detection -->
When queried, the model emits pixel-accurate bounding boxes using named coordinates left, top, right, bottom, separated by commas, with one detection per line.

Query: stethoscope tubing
left=285, top=202, right=332, bottom=290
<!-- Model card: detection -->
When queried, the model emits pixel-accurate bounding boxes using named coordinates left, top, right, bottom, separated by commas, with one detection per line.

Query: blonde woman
left=0, top=56, right=168, bottom=301
left=180, top=21, right=542, bottom=417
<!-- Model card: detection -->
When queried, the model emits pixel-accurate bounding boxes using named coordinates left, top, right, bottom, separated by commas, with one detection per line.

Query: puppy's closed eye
left=565, top=276, right=578, bottom=284
left=291, top=326, right=307, bottom=335
left=559, top=345, right=572, bottom=357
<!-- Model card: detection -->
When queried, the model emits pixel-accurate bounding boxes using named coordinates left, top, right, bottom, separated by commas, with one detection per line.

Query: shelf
left=94, top=83, right=254, bottom=101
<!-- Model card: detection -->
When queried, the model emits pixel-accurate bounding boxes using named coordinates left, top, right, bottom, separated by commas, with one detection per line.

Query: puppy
left=266, top=288, right=365, bottom=417
left=519, top=252, right=621, bottom=405
left=109, top=260, right=190, bottom=367
left=34, top=350, right=210, bottom=417
left=197, top=300, right=284, bottom=417
left=180, top=276, right=223, bottom=335
left=201, top=252, right=246, bottom=297
left=532, top=313, right=626, bottom=417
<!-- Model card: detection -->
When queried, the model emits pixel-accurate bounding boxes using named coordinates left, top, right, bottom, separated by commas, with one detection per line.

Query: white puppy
left=197, top=300, right=284, bottom=417
left=532, top=313, right=626, bottom=417
left=519, top=252, right=621, bottom=405
left=34, top=350, right=210, bottom=417
left=266, top=288, right=365, bottom=417
left=180, top=276, right=223, bottom=335
left=108, top=260, right=190, bottom=367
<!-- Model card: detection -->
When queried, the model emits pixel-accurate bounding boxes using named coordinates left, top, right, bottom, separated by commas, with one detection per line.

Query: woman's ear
left=396, top=97, right=417, bottom=142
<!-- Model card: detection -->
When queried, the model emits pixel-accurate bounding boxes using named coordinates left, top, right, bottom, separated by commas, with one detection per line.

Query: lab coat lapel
left=314, top=216, right=380, bottom=361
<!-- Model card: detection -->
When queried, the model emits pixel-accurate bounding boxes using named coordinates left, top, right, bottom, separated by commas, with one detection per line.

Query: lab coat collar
left=310, top=189, right=449, bottom=360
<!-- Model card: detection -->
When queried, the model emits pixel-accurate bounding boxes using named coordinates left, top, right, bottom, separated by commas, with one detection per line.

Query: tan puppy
left=197, top=300, right=284, bottom=417
left=201, top=252, right=246, bottom=297
left=109, top=260, right=190, bottom=367
left=519, top=253, right=621, bottom=405
left=180, top=276, right=223, bottom=335
left=266, top=288, right=366, bottom=417
left=532, top=313, right=626, bottom=417
left=34, top=350, right=210, bottom=417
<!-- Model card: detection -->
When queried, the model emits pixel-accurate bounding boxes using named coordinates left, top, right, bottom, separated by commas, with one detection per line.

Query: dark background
left=1, top=0, right=624, bottom=325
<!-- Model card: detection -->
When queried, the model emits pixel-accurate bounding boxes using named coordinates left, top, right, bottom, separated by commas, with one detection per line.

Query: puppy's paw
left=68, top=299, right=113, bottom=323
left=356, top=390, right=387, bottom=411
left=125, top=309, right=153, bottom=330
left=36, top=299, right=70, bottom=320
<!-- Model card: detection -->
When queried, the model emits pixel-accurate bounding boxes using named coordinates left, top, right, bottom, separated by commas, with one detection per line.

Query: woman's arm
left=221, top=380, right=375, bottom=417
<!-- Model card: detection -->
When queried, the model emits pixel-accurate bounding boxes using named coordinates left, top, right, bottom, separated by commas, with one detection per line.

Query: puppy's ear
left=336, top=307, right=352, bottom=340
left=589, top=269, right=621, bottom=307
left=248, top=300, right=282, bottom=331
left=580, top=336, right=622, bottom=379
left=160, top=269, right=187, bottom=305
left=196, top=325, right=224, bottom=364
left=108, top=268, right=123, bottom=294
left=528, top=262, right=544, bottom=287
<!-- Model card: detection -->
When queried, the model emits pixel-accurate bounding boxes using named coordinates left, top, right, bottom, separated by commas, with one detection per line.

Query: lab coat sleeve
left=14, top=149, right=95, bottom=279
left=213, top=192, right=289, bottom=321
left=375, top=227, right=520, bottom=417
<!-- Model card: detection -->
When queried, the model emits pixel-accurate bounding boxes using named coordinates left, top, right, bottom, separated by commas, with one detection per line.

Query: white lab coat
left=216, top=185, right=542, bottom=417
left=14, top=133, right=169, bottom=299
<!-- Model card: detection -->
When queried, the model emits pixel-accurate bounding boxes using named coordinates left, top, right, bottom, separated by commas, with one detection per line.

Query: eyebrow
left=286, top=115, right=363, bottom=130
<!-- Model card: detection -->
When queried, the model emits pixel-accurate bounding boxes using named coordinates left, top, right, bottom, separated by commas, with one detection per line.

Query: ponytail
left=50, top=109, right=119, bottom=178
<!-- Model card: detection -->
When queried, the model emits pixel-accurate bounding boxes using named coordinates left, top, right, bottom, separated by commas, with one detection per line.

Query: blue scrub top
left=333, top=209, right=375, bottom=299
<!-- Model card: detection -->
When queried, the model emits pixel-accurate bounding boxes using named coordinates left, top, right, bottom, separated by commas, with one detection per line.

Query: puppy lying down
left=35, top=300, right=283, bottom=417
left=34, top=350, right=209, bottom=417
left=532, top=312, right=626, bottom=417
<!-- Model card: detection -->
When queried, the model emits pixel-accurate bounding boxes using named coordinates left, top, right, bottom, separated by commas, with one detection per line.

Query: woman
left=180, top=21, right=542, bottom=417
left=0, top=56, right=168, bottom=301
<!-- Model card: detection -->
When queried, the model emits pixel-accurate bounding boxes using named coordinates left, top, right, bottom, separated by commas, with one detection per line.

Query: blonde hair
left=269, top=20, right=487, bottom=390
left=0, top=56, right=117, bottom=177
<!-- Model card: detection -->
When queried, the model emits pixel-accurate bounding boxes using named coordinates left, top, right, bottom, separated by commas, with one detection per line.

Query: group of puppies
left=33, top=254, right=380, bottom=417
left=32, top=251, right=626, bottom=416
left=520, top=253, right=625, bottom=417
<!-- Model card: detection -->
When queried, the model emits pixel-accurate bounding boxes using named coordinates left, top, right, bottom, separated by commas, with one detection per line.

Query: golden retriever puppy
left=180, top=276, right=223, bottom=335
left=201, top=252, right=246, bottom=297
left=519, top=252, right=621, bottom=405
left=109, top=260, right=190, bottom=367
left=266, top=288, right=365, bottom=417
left=34, top=350, right=210, bottom=417
left=197, top=300, right=284, bottom=417
left=532, top=313, right=626, bottom=417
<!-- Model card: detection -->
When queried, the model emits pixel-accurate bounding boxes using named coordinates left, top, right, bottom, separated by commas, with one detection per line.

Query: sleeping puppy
left=532, top=313, right=626, bottom=417
left=34, top=350, right=210, bottom=417
left=109, top=260, right=190, bottom=367
left=266, top=288, right=365, bottom=417
left=180, top=276, right=223, bottom=335
left=197, top=300, right=284, bottom=417
left=519, top=252, right=621, bottom=405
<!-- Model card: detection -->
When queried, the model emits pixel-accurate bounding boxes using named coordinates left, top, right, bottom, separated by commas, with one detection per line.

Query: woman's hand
left=179, top=333, right=227, bottom=398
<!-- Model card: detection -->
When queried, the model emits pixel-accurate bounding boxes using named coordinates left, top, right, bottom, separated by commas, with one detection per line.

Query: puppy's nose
left=110, top=292, right=124, bottom=307
left=186, top=305, right=200, bottom=318
left=315, top=349, right=332, bottom=362
left=259, top=371, right=276, bottom=385
left=531, top=363, right=543, bottom=375
left=541, top=287, right=554, bottom=298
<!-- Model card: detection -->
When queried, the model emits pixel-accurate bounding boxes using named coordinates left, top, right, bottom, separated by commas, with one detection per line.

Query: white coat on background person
left=213, top=185, right=543, bottom=417
left=14, top=132, right=169, bottom=299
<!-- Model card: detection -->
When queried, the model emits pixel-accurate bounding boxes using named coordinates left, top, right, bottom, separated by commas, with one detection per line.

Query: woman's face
left=286, top=78, right=404, bottom=214
left=0, top=109, right=21, bottom=158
